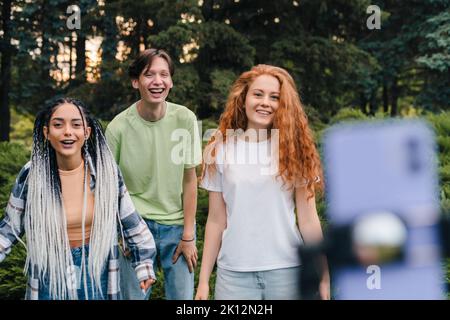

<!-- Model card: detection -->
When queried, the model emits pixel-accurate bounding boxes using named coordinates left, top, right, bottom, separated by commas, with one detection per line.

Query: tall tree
left=359, top=0, right=450, bottom=116
left=100, top=0, right=118, bottom=80
left=197, top=0, right=380, bottom=119
left=0, top=0, right=13, bottom=141
left=416, top=11, right=450, bottom=111
left=69, top=0, right=100, bottom=86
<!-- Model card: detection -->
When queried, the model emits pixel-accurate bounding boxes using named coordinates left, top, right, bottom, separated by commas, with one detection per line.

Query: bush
left=329, top=107, right=368, bottom=125
left=440, top=165, right=450, bottom=200
left=10, top=109, right=34, bottom=150
left=304, top=105, right=327, bottom=134
left=0, top=245, right=27, bottom=300
left=427, top=112, right=450, bottom=138
left=0, top=142, right=30, bottom=209
left=0, top=142, right=30, bottom=299
left=426, top=112, right=450, bottom=211
left=437, top=136, right=450, bottom=158
left=171, top=64, right=201, bottom=113
left=208, top=69, right=237, bottom=118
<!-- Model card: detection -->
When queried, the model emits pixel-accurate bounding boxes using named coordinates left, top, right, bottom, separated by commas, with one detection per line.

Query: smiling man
left=106, top=49, right=201, bottom=300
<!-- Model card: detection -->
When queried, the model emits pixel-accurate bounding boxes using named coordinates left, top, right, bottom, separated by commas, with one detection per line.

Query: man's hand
left=172, top=239, right=198, bottom=273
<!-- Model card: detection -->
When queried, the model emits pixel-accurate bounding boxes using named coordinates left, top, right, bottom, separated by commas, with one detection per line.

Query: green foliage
left=270, top=36, right=380, bottom=118
left=303, top=105, right=327, bottom=134
left=437, top=136, right=450, bottom=156
left=200, top=118, right=219, bottom=133
left=416, top=11, right=450, bottom=72
left=0, top=142, right=30, bottom=299
left=0, top=245, right=27, bottom=300
left=192, top=21, right=255, bottom=118
left=442, top=193, right=450, bottom=216
left=197, top=21, right=255, bottom=72
left=170, top=64, right=201, bottom=112
left=208, top=69, right=237, bottom=117
left=0, top=142, right=30, bottom=209
left=329, top=107, right=368, bottom=125
left=416, top=11, right=450, bottom=111
left=10, top=109, right=34, bottom=149
left=440, top=165, right=450, bottom=201
left=149, top=0, right=201, bottom=32
left=426, top=112, right=450, bottom=138
left=147, top=269, right=165, bottom=300
left=424, top=112, right=450, bottom=214
left=66, top=60, right=136, bottom=120
left=358, top=0, right=450, bottom=115
left=148, top=23, right=198, bottom=61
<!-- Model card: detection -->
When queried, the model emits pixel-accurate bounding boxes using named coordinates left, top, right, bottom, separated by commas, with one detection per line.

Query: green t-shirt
left=106, top=101, right=202, bottom=225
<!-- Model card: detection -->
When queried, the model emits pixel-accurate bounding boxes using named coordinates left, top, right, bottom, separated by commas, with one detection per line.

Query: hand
left=140, top=278, right=156, bottom=293
left=172, top=239, right=198, bottom=273
left=195, top=283, right=209, bottom=300
left=318, top=278, right=330, bottom=300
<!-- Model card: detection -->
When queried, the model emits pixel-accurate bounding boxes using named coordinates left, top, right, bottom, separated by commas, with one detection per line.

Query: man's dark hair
left=128, top=48, right=174, bottom=79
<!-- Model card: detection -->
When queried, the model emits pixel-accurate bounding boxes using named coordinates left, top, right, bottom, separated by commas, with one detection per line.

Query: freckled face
left=245, top=74, right=280, bottom=130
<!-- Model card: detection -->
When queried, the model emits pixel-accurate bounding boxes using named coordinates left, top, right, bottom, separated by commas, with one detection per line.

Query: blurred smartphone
left=323, top=120, right=444, bottom=299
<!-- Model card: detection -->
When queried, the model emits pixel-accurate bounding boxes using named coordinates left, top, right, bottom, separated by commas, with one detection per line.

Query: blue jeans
left=38, top=245, right=108, bottom=300
left=214, top=266, right=302, bottom=300
left=119, top=219, right=194, bottom=300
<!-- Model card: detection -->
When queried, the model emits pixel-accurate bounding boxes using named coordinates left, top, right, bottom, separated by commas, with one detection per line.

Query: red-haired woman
left=195, top=65, right=330, bottom=300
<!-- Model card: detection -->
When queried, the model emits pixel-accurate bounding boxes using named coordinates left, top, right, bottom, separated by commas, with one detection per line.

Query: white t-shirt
left=201, top=136, right=303, bottom=272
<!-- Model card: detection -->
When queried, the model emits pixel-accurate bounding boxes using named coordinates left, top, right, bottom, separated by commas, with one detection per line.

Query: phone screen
left=323, top=120, right=444, bottom=299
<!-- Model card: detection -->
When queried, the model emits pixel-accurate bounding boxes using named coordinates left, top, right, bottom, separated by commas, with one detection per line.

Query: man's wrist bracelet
left=181, top=238, right=195, bottom=242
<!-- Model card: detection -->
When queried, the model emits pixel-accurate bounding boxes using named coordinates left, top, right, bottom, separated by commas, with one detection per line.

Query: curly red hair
left=202, top=64, right=323, bottom=199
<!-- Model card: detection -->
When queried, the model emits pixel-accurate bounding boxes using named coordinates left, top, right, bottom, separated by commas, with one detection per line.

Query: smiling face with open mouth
left=43, top=103, right=91, bottom=167
left=244, top=74, right=280, bottom=131
left=132, top=56, right=173, bottom=107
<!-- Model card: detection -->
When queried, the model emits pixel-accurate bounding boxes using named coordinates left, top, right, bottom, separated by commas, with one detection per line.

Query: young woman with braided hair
left=0, top=97, right=156, bottom=300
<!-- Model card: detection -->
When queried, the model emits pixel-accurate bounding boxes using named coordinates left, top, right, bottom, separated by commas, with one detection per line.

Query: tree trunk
left=369, top=91, right=377, bottom=116
left=141, top=17, right=147, bottom=50
left=75, top=33, right=86, bottom=83
left=69, top=32, right=74, bottom=80
left=39, top=1, right=54, bottom=97
left=133, top=18, right=142, bottom=55
left=0, top=0, right=12, bottom=142
left=101, top=7, right=117, bottom=80
left=390, top=78, right=399, bottom=117
left=201, top=0, right=214, bottom=21
left=383, top=79, right=389, bottom=114
left=359, top=93, right=368, bottom=115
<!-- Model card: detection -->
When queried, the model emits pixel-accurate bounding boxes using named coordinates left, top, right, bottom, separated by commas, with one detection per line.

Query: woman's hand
left=195, top=282, right=210, bottom=300
left=318, top=277, right=330, bottom=300
left=140, top=278, right=156, bottom=294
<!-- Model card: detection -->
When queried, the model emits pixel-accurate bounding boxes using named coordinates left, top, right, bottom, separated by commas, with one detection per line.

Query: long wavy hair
left=24, top=97, right=119, bottom=299
left=202, top=64, right=323, bottom=198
